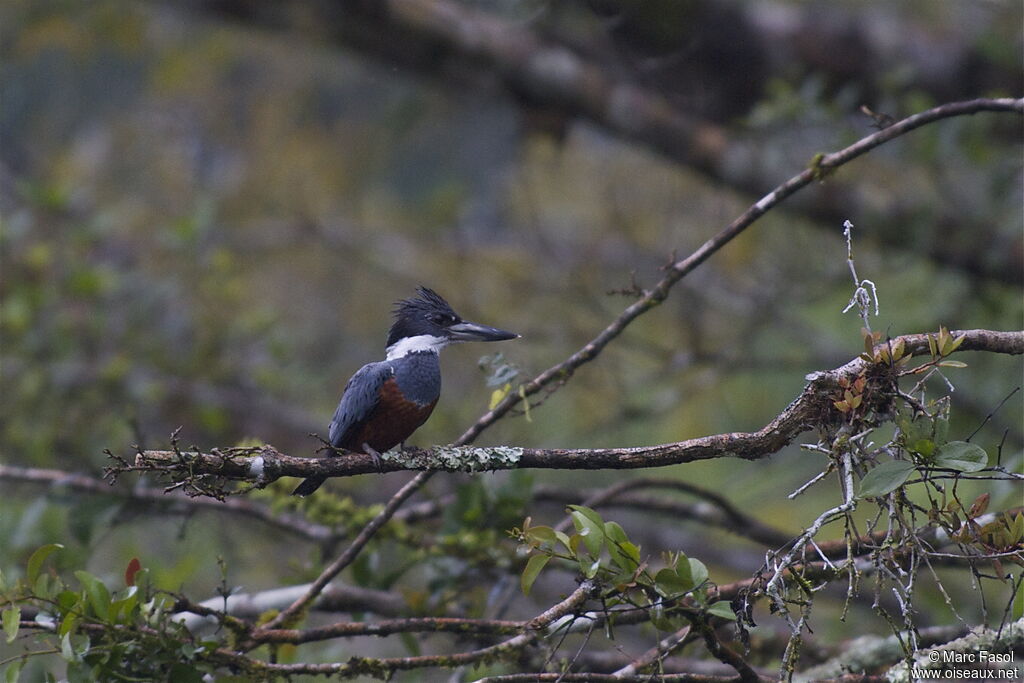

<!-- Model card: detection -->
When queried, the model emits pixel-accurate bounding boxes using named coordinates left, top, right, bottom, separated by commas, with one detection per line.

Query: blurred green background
left=1, top=0, right=1021, bottom=676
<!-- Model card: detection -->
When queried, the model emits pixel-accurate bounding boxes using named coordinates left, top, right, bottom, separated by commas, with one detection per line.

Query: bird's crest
left=392, top=286, right=458, bottom=321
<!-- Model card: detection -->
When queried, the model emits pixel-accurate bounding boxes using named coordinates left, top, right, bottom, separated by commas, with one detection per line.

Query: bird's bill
left=447, top=320, right=520, bottom=342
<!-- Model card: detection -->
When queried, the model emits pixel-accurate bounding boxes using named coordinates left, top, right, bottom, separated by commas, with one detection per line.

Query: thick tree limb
left=794, top=625, right=969, bottom=682
left=122, top=329, right=1022, bottom=484
left=882, top=618, right=1024, bottom=683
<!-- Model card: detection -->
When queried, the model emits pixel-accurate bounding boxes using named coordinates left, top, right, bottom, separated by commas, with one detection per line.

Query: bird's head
left=385, top=287, right=519, bottom=359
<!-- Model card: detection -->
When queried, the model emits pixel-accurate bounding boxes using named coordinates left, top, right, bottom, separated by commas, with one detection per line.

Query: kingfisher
left=292, top=287, right=519, bottom=496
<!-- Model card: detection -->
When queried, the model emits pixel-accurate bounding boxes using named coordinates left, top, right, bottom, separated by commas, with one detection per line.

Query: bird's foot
left=362, top=443, right=384, bottom=473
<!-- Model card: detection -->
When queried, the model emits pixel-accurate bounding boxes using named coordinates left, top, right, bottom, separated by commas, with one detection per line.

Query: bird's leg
left=362, top=443, right=384, bottom=473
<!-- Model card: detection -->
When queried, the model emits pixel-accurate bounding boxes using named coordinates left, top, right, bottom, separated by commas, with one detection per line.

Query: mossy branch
left=114, top=328, right=1022, bottom=491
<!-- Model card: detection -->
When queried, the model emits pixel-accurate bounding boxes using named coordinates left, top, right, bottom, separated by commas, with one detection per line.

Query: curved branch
left=537, top=483, right=792, bottom=549
left=456, top=100, right=1023, bottom=445
left=122, top=329, right=1023, bottom=482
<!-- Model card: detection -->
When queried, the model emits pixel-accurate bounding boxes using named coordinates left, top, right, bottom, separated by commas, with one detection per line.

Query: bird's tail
left=291, top=476, right=325, bottom=496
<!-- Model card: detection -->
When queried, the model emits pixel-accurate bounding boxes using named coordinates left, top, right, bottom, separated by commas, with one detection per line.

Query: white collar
left=385, top=334, right=450, bottom=360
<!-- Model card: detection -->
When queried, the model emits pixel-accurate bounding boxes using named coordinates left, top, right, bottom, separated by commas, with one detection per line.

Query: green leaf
left=569, top=509, right=604, bottom=557
left=57, top=590, right=80, bottom=613
left=27, top=543, right=64, bottom=584
left=1011, top=513, right=1024, bottom=544
left=610, top=541, right=641, bottom=572
left=898, top=413, right=932, bottom=446
left=60, top=632, right=75, bottom=661
left=567, top=505, right=605, bottom=527
left=524, top=525, right=556, bottom=546
left=568, top=533, right=584, bottom=559
left=74, top=570, right=111, bottom=621
left=4, top=659, right=21, bottom=683
left=66, top=660, right=92, bottom=683
left=604, top=522, right=639, bottom=571
left=934, top=441, right=989, bottom=472
left=110, top=586, right=139, bottom=622
left=521, top=554, right=550, bottom=595
left=654, top=567, right=692, bottom=597
left=672, top=552, right=692, bottom=588
left=934, top=414, right=950, bottom=446
left=707, top=600, right=737, bottom=620
left=688, top=559, right=709, bottom=589
left=33, top=573, right=53, bottom=601
left=59, top=612, right=79, bottom=638
left=554, top=530, right=572, bottom=550
left=604, top=521, right=628, bottom=544
left=947, top=333, right=966, bottom=354
left=858, top=460, right=916, bottom=498
left=912, top=439, right=935, bottom=458
left=3, top=607, right=19, bottom=643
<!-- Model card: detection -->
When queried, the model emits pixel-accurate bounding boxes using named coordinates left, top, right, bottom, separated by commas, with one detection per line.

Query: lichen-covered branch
left=117, top=328, right=1022, bottom=487
left=884, top=618, right=1024, bottom=683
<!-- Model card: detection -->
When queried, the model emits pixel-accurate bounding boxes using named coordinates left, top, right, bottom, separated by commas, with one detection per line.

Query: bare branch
left=174, top=582, right=407, bottom=631
left=252, top=616, right=523, bottom=645
left=229, top=581, right=599, bottom=677
left=0, top=464, right=336, bottom=542
left=537, top=480, right=792, bottom=548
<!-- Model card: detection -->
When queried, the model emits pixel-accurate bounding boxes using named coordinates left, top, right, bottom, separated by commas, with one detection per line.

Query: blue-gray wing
left=293, top=361, right=393, bottom=497
left=329, top=361, right=393, bottom=448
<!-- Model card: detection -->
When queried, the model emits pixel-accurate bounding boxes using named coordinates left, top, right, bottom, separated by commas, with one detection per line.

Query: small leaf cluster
left=858, top=404, right=990, bottom=499
left=945, top=495, right=1024, bottom=549
left=858, top=329, right=912, bottom=367
left=479, top=352, right=526, bottom=411
left=879, top=326, right=968, bottom=378
left=833, top=371, right=869, bottom=415
left=922, top=326, right=969, bottom=371
left=1, top=545, right=225, bottom=682
left=512, top=506, right=735, bottom=632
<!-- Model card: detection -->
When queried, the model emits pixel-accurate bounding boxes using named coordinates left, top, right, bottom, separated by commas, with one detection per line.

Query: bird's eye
left=430, top=313, right=456, bottom=326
